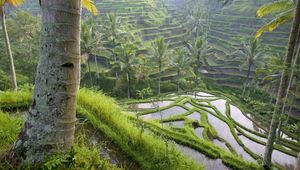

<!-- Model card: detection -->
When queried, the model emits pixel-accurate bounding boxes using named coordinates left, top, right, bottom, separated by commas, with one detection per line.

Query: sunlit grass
left=0, top=110, right=24, bottom=157
left=77, top=89, right=204, bottom=170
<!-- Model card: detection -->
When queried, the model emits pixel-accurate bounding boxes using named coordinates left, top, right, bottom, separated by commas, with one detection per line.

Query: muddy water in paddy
left=206, top=113, right=255, bottom=162
left=129, top=101, right=173, bottom=109
left=141, top=106, right=187, bottom=120
left=187, top=112, right=201, bottom=121
left=177, top=145, right=231, bottom=170
left=238, top=135, right=297, bottom=169
left=195, top=127, right=204, bottom=139
left=182, top=95, right=219, bottom=100
left=238, top=128, right=267, bottom=143
left=213, top=139, right=229, bottom=151
left=230, top=105, right=264, bottom=133
left=184, top=102, right=194, bottom=109
left=210, top=99, right=227, bottom=117
left=197, top=92, right=215, bottom=97
left=163, top=120, right=185, bottom=128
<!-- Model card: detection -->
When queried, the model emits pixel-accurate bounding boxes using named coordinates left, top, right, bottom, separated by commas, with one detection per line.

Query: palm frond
left=7, top=0, right=24, bottom=6
left=256, top=9, right=294, bottom=38
left=82, top=0, right=98, bottom=15
left=257, top=0, right=294, bottom=18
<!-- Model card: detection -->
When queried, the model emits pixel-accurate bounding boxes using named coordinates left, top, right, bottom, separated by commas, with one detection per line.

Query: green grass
left=0, top=110, right=24, bottom=157
left=136, top=96, right=262, bottom=170
left=77, top=89, right=203, bottom=170
left=0, top=89, right=203, bottom=170
left=0, top=88, right=32, bottom=110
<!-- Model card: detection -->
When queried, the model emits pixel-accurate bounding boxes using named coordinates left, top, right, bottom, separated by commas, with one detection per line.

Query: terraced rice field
left=128, top=91, right=299, bottom=170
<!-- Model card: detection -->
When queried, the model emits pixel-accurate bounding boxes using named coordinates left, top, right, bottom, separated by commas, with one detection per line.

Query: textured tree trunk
left=263, top=0, right=300, bottom=167
left=296, top=152, right=300, bottom=170
left=8, top=0, right=81, bottom=164
left=1, top=6, right=17, bottom=91
left=277, top=41, right=300, bottom=138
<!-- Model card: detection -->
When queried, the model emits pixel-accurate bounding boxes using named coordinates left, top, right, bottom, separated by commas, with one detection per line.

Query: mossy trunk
left=1, top=6, right=17, bottom=91
left=8, top=0, right=81, bottom=164
left=263, top=0, right=300, bottom=167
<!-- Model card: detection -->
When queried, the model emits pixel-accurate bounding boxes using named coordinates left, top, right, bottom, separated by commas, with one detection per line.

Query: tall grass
left=0, top=87, right=32, bottom=109
left=77, top=89, right=203, bottom=170
left=0, top=110, right=24, bottom=157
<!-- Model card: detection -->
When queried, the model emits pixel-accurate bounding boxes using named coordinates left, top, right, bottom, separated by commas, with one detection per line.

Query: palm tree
left=256, top=0, right=295, bottom=38
left=115, top=43, right=138, bottom=99
left=172, top=47, right=194, bottom=92
left=264, top=0, right=300, bottom=168
left=186, top=37, right=211, bottom=84
left=104, top=13, right=133, bottom=78
left=231, top=38, right=264, bottom=95
left=0, top=0, right=25, bottom=91
left=184, top=8, right=208, bottom=38
left=8, top=0, right=97, bottom=164
left=151, top=37, right=169, bottom=95
left=235, top=38, right=265, bottom=79
left=80, top=17, right=103, bottom=86
left=256, top=55, right=283, bottom=96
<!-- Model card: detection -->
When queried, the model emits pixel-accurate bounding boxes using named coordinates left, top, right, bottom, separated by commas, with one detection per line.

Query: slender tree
left=186, top=36, right=211, bottom=85
left=80, top=17, right=103, bottom=86
left=232, top=38, right=264, bottom=95
left=234, top=38, right=264, bottom=79
left=264, top=0, right=300, bottom=167
left=7, top=0, right=97, bottom=164
left=104, top=13, right=133, bottom=79
left=296, top=153, right=300, bottom=170
left=116, top=43, right=138, bottom=99
left=172, top=47, right=193, bottom=92
left=151, top=37, right=169, bottom=95
left=0, top=0, right=25, bottom=91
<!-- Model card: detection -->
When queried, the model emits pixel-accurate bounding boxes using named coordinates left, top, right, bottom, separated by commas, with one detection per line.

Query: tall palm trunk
left=247, top=63, right=252, bottom=79
left=158, top=62, right=162, bottom=95
left=277, top=43, right=300, bottom=139
left=263, top=0, right=300, bottom=167
left=177, top=69, right=180, bottom=92
left=127, top=71, right=131, bottom=99
left=242, top=63, right=253, bottom=96
left=94, top=54, right=99, bottom=75
left=1, top=6, right=17, bottom=91
left=296, top=152, right=300, bottom=170
left=87, top=56, right=93, bottom=86
left=8, top=0, right=82, bottom=163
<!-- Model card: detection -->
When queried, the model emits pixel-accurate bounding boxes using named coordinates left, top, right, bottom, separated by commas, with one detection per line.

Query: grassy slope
left=0, top=88, right=203, bottom=170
